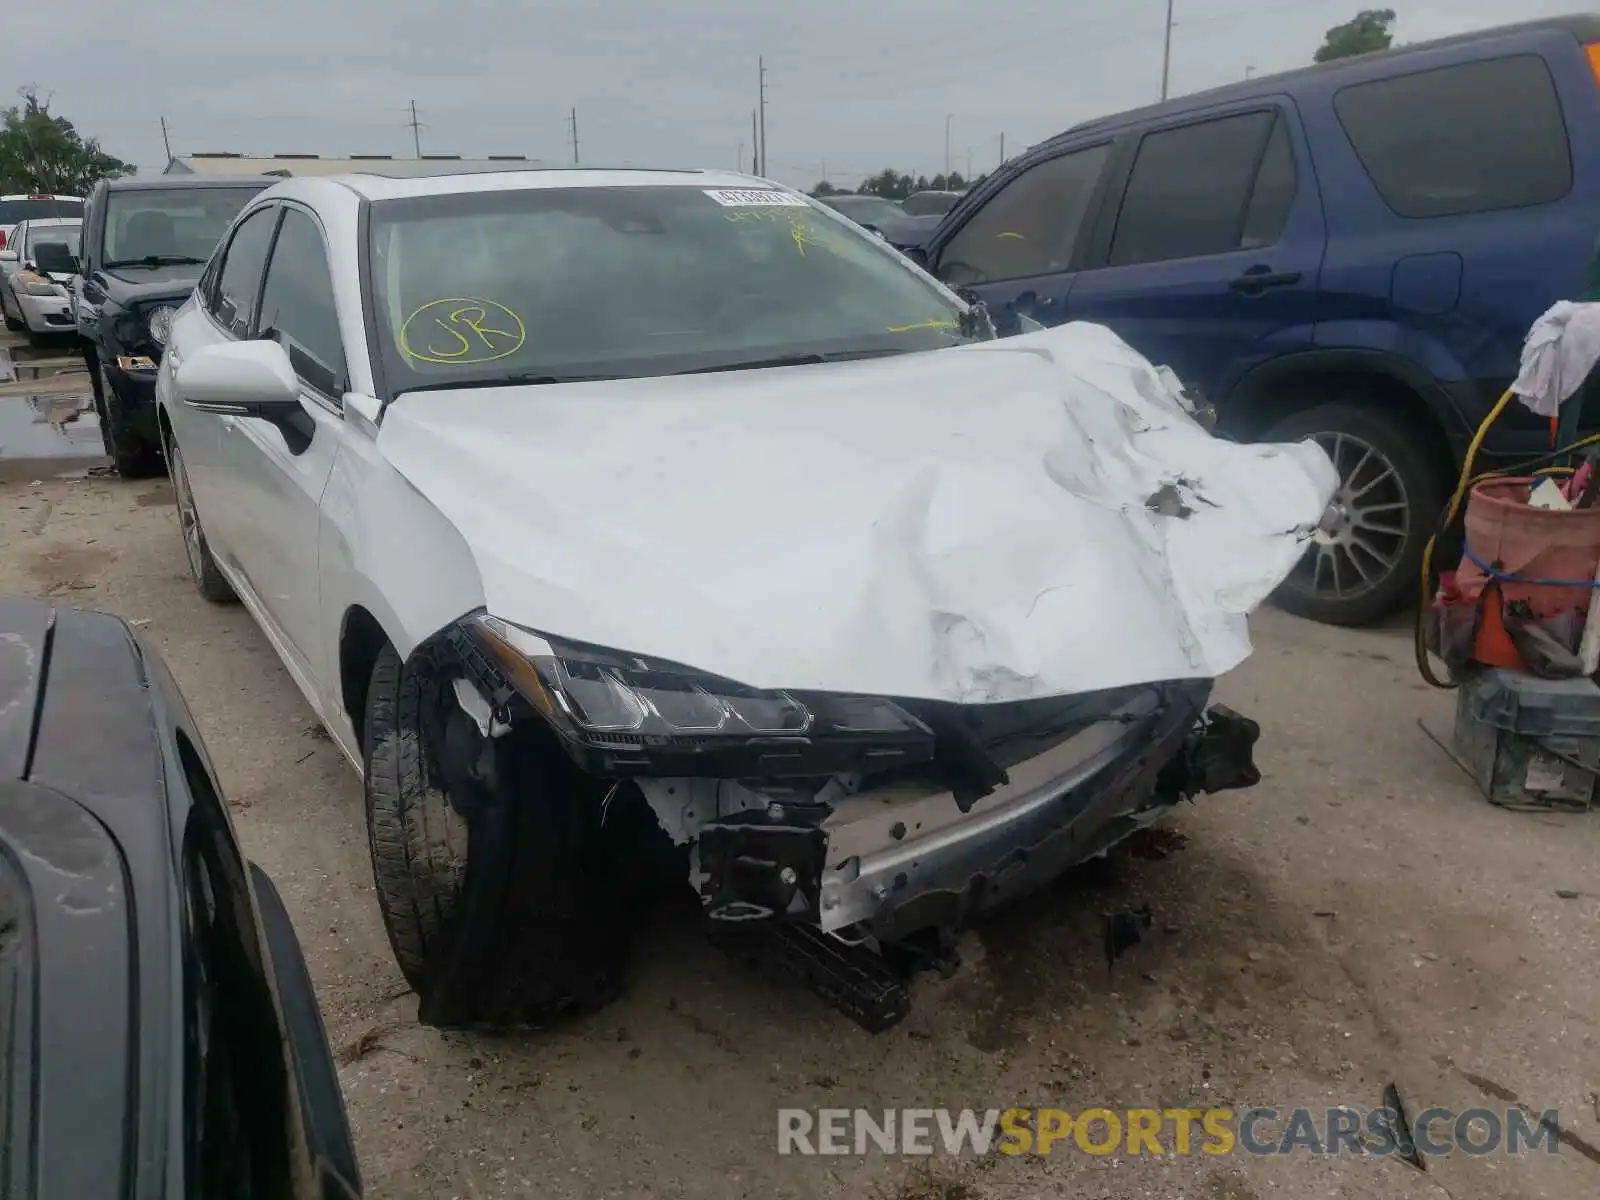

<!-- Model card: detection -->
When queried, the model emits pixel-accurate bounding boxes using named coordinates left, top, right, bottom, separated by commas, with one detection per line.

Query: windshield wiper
left=104, top=254, right=207, bottom=268
left=394, top=372, right=623, bottom=397
left=672, top=347, right=912, bottom=376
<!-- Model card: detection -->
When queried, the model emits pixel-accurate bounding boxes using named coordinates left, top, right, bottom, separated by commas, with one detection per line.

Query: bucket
left=1455, top=477, right=1600, bottom=617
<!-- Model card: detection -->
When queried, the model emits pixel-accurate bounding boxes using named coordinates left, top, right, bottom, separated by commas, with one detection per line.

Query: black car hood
left=99, top=262, right=201, bottom=303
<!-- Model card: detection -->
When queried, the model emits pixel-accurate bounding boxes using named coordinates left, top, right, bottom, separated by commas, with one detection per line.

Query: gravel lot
left=3, top=463, right=1598, bottom=1200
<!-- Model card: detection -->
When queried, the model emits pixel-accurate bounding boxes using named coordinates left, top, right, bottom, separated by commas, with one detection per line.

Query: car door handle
left=1229, top=269, right=1302, bottom=295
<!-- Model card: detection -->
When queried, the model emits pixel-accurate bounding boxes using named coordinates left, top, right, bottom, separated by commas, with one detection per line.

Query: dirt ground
left=2, top=469, right=1598, bottom=1200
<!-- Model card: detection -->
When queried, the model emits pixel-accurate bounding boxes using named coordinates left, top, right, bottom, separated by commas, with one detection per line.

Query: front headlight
left=458, top=613, right=934, bottom=778
left=16, top=271, right=57, bottom=297
left=146, top=305, right=177, bottom=346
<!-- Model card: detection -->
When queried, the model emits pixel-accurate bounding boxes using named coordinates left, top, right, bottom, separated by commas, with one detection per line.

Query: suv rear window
left=0, top=197, right=83, bottom=226
left=1334, top=55, right=1572, bottom=218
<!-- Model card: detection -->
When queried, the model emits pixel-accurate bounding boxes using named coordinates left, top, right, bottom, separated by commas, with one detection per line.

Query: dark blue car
left=905, top=15, right=1600, bottom=626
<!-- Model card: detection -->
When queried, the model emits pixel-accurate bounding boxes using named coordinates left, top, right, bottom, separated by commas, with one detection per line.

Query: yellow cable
left=1414, top=388, right=1516, bottom=689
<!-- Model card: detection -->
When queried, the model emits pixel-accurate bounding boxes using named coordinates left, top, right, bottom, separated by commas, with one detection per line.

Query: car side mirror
left=32, top=242, right=77, bottom=274
left=176, top=340, right=302, bottom=419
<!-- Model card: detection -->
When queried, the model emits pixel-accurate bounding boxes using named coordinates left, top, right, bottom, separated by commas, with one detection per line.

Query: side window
left=937, top=143, right=1111, bottom=285
left=1107, top=111, right=1276, bottom=267
left=1335, top=55, right=1571, bottom=219
left=255, top=209, right=347, bottom=396
left=210, top=207, right=278, bottom=337
left=1240, top=117, right=1297, bottom=249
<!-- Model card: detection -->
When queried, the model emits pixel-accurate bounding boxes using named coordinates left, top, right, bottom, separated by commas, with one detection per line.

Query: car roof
left=18, top=217, right=81, bottom=228
left=310, top=165, right=794, bottom=202
left=1048, top=13, right=1600, bottom=145
left=0, top=193, right=82, bottom=201
left=100, top=176, right=272, bottom=193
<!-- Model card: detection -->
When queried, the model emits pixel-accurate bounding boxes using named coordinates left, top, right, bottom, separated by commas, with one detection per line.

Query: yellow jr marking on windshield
left=887, top=319, right=959, bottom=333
left=400, top=298, right=526, bottom=365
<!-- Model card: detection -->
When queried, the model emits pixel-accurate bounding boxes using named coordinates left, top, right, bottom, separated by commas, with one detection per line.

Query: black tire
left=98, top=364, right=165, bottom=479
left=1266, top=400, right=1446, bottom=627
left=1, top=289, right=22, bottom=331
left=362, top=645, right=634, bottom=1021
left=167, top=439, right=236, bottom=604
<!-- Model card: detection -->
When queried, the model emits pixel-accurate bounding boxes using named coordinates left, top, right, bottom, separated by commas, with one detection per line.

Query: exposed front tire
left=1266, top=401, right=1446, bottom=627
left=98, top=364, right=164, bottom=479
left=168, top=439, right=237, bottom=604
left=362, top=644, right=635, bottom=1024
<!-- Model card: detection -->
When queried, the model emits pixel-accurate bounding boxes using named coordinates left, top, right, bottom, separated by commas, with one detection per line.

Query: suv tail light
left=0, top=229, right=7, bottom=251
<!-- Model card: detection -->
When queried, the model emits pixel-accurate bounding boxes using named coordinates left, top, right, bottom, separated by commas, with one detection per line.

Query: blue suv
left=905, top=15, right=1600, bottom=626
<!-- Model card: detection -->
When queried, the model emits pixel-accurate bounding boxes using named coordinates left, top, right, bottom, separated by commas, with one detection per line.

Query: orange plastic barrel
left=1455, top=477, right=1600, bottom=617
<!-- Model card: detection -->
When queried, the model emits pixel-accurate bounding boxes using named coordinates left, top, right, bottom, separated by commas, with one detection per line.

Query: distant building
left=164, top=153, right=539, bottom=177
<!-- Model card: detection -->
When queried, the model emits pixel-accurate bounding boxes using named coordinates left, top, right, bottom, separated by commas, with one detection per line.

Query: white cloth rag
left=1512, top=300, right=1600, bottom=417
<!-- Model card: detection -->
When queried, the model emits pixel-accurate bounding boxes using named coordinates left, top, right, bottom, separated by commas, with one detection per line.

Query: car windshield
left=368, top=184, right=970, bottom=392
left=104, top=187, right=266, bottom=265
left=824, top=196, right=906, bottom=223
left=0, top=197, right=82, bottom=226
left=25, top=223, right=81, bottom=259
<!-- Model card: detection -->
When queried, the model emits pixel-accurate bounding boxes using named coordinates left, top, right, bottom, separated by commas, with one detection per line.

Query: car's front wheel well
left=340, top=607, right=392, bottom=757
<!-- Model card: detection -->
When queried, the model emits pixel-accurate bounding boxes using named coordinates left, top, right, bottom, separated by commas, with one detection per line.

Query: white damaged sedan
left=156, top=167, right=1335, bottom=1030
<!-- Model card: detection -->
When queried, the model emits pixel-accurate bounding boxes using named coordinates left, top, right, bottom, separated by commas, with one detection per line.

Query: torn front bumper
left=691, top=683, right=1261, bottom=942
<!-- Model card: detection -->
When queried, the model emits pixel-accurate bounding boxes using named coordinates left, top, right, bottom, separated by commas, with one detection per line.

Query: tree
left=1313, top=9, right=1396, bottom=63
left=810, top=180, right=839, bottom=196
left=0, top=87, right=133, bottom=195
left=858, top=169, right=915, bottom=200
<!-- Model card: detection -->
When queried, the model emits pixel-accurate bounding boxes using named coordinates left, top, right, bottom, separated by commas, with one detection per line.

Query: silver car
left=1, top=217, right=82, bottom=340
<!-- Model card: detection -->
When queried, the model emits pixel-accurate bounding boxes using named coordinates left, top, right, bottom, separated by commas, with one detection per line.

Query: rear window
left=1108, top=110, right=1279, bottom=266
left=1334, top=55, right=1572, bottom=218
left=0, top=197, right=83, bottom=226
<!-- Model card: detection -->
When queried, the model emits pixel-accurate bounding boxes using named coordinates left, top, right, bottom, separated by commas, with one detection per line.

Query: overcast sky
left=2, top=0, right=1579, bottom=188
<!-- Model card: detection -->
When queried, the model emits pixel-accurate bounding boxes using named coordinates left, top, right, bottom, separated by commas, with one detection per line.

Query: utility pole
left=160, top=116, right=172, bottom=163
left=569, top=107, right=579, bottom=164
left=737, top=140, right=744, bottom=172
left=408, top=100, right=422, bottom=157
left=1160, top=0, right=1175, bottom=101
left=965, top=146, right=972, bottom=179
left=757, top=57, right=768, bottom=176
left=999, top=131, right=1006, bottom=165
left=750, top=110, right=757, bottom=173
left=944, top=114, right=953, bottom=177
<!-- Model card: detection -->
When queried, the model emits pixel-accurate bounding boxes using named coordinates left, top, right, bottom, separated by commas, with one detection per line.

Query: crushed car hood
left=377, top=322, right=1336, bottom=703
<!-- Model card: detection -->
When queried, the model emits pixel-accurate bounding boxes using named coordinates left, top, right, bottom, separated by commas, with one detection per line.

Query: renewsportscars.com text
left=777, top=1106, right=1564, bottom=1159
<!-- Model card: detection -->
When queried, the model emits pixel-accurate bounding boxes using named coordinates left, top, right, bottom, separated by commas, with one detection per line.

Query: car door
left=170, top=202, right=282, bottom=566
left=922, top=140, right=1115, bottom=335
left=218, top=203, right=349, bottom=690
left=1063, top=102, right=1326, bottom=406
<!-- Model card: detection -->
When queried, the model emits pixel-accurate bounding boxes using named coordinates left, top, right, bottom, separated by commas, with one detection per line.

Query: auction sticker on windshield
left=703, top=189, right=809, bottom=207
